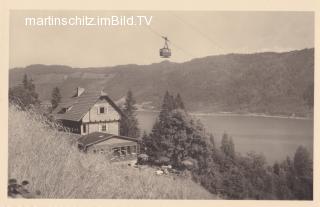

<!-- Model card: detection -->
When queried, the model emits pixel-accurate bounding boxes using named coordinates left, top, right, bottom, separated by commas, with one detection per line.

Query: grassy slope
left=8, top=105, right=216, bottom=199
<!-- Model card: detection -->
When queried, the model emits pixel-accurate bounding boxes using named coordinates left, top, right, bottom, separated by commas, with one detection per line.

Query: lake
left=137, top=111, right=313, bottom=164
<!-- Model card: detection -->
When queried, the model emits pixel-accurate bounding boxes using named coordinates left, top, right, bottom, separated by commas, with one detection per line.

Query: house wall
left=86, top=138, right=139, bottom=161
left=81, top=98, right=121, bottom=135
left=80, top=121, right=119, bottom=135
left=82, top=99, right=120, bottom=123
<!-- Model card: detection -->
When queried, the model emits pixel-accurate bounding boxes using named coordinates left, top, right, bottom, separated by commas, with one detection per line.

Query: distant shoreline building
left=52, top=87, right=140, bottom=161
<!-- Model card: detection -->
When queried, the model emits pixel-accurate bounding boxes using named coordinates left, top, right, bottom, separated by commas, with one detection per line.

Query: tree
left=294, top=146, right=312, bottom=178
left=51, top=87, right=61, bottom=110
left=23, top=74, right=35, bottom=91
left=272, top=161, right=294, bottom=199
left=221, top=166, right=248, bottom=199
left=239, top=152, right=272, bottom=199
left=209, top=134, right=215, bottom=149
left=120, top=90, right=140, bottom=138
left=22, top=74, right=28, bottom=88
left=159, top=91, right=175, bottom=122
left=175, top=93, right=185, bottom=110
left=273, top=162, right=280, bottom=175
left=220, top=133, right=235, bottom=159
left=148, top=108, right=188, bottom=165
left=140, top=131, right=151, bottom=154
left=146, top=91, right=210, bottom=169
left=9, top=74, right=40, bottom=110
left=292, top=146, right=313, bottom=200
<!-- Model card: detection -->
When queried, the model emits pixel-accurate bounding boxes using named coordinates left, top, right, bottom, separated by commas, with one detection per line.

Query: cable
left=124, top=10, right=197, bottom=59
left=169, top=12, right=223, bottom=52
left=170, top=41, right=195, bottom=58
left=147, top=26, right=164, bottom=38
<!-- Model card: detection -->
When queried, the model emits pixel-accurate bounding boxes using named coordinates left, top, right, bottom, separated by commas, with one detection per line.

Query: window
left=83, top=124, right=86, bottom=133
left=132, top=145, right=137, bottom=154
left=101, top=124, right=107, bottom=132
left=112, top=147, right=120, bottom=157
left=99, top=107, right=105, bottom=114
left=120, top=147, right=126, bottom=156
left=127, top=146, right=132, bottom=155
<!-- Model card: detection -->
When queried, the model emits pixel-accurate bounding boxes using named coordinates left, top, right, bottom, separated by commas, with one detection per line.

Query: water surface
left=137, top=111, right=313, bottom=164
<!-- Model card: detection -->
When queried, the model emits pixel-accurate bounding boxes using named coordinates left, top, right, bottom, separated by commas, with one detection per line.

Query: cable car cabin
left=160, top=36, right=171, bottom=58
left=160, top=48, right=171, bottom=58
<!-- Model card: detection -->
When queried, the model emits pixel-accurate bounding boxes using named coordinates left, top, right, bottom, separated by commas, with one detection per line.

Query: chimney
left=101, top=90, right=108, bottom=96
left=76, top=87, right=85, bottom=97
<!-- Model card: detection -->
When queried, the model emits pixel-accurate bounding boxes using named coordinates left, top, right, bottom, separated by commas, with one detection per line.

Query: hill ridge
left=9, top=48, right=314, bottom=116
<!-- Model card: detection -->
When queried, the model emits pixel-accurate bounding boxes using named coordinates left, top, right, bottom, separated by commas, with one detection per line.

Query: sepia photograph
left=7, top=10, right=314, bottom=200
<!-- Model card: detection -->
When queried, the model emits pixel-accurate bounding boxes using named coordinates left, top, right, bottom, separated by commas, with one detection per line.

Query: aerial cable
left=123, top=11, right=197, bottom=59
left=169, top=12, right=224, bottom=52
left=170, top=41, right=195, bottom=58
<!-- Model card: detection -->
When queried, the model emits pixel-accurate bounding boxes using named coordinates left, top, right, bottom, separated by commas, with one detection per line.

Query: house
left=52, top=87, right=140, bottom=160
left=77, top=132, right=140, bottom=161
left=52, top=87, right=123, bottom=135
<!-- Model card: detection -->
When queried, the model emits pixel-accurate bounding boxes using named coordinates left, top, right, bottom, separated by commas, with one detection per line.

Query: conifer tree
left=147, top=91, right=209, bottom=169
left=292, top=146, right=313, bottom=199
left=209, top=134, right=215, bottom=149
left=9, top=74, right=40, bottom=110
left=220, top=133, right=235, bottom=159
left=175, top=93, right=185, bottom=110
left=159, top=91, right=174, bottom=122
left=120, top=90, right=140, bottom=138
left=140, top=131, right=151, bottom=154
left=51, top=87, right=61, bottom=110
left=23, top=74, right=28, bottom=88
left=293, top=146, right=312, bottom=178
left=169, top=93, right=176, bottom=110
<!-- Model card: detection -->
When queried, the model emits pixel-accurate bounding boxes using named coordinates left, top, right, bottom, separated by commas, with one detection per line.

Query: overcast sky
left=10, top=11, right=314, bottom=68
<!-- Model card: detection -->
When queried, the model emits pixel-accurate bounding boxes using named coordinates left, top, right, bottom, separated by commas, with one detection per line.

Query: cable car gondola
left=159, top=36, right=171, bottom=58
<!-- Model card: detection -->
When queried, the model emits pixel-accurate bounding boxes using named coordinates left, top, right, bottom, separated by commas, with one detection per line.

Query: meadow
left=8, top=105, right=216, bottom=199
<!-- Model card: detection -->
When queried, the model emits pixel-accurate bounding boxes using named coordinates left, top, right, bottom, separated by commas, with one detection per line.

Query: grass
left=8, top=105, right=216, bottom=199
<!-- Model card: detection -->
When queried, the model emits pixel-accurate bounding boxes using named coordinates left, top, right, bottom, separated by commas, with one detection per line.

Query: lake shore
left=136, top=107, right=313, bottom=164
left=136, top=108, right=313, bottom=121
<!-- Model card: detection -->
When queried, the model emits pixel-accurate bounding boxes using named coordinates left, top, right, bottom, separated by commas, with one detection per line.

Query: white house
left=52, top=87, right=123, bottom=135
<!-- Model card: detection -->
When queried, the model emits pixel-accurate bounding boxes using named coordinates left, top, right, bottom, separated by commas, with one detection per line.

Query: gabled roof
left=52, top=90, right=124, bottom=122
left=77, top=132, right=140, bottom=148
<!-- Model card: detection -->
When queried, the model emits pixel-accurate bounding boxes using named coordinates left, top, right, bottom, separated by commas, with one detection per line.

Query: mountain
left=9, top=48, right=314, bottom=116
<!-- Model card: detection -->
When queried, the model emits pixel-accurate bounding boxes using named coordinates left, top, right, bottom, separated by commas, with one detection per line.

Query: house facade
left=52, top=87, right=140, bottom=161
left=52, top=87, right=123, bottom=135
left=81, top=98, right=120, bottom=135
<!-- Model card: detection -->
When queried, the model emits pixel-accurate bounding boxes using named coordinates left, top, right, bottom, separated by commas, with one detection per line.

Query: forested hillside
left=9, top=48, right=314, bottom=116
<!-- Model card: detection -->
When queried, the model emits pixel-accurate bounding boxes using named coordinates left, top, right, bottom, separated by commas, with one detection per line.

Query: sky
left=10, top=11, right=314, bottom=68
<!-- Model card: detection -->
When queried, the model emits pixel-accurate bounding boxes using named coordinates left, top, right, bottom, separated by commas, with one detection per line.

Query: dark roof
left=52, top=90, right=124, bottom=122
left=77, top=132, right=140, bottom=148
